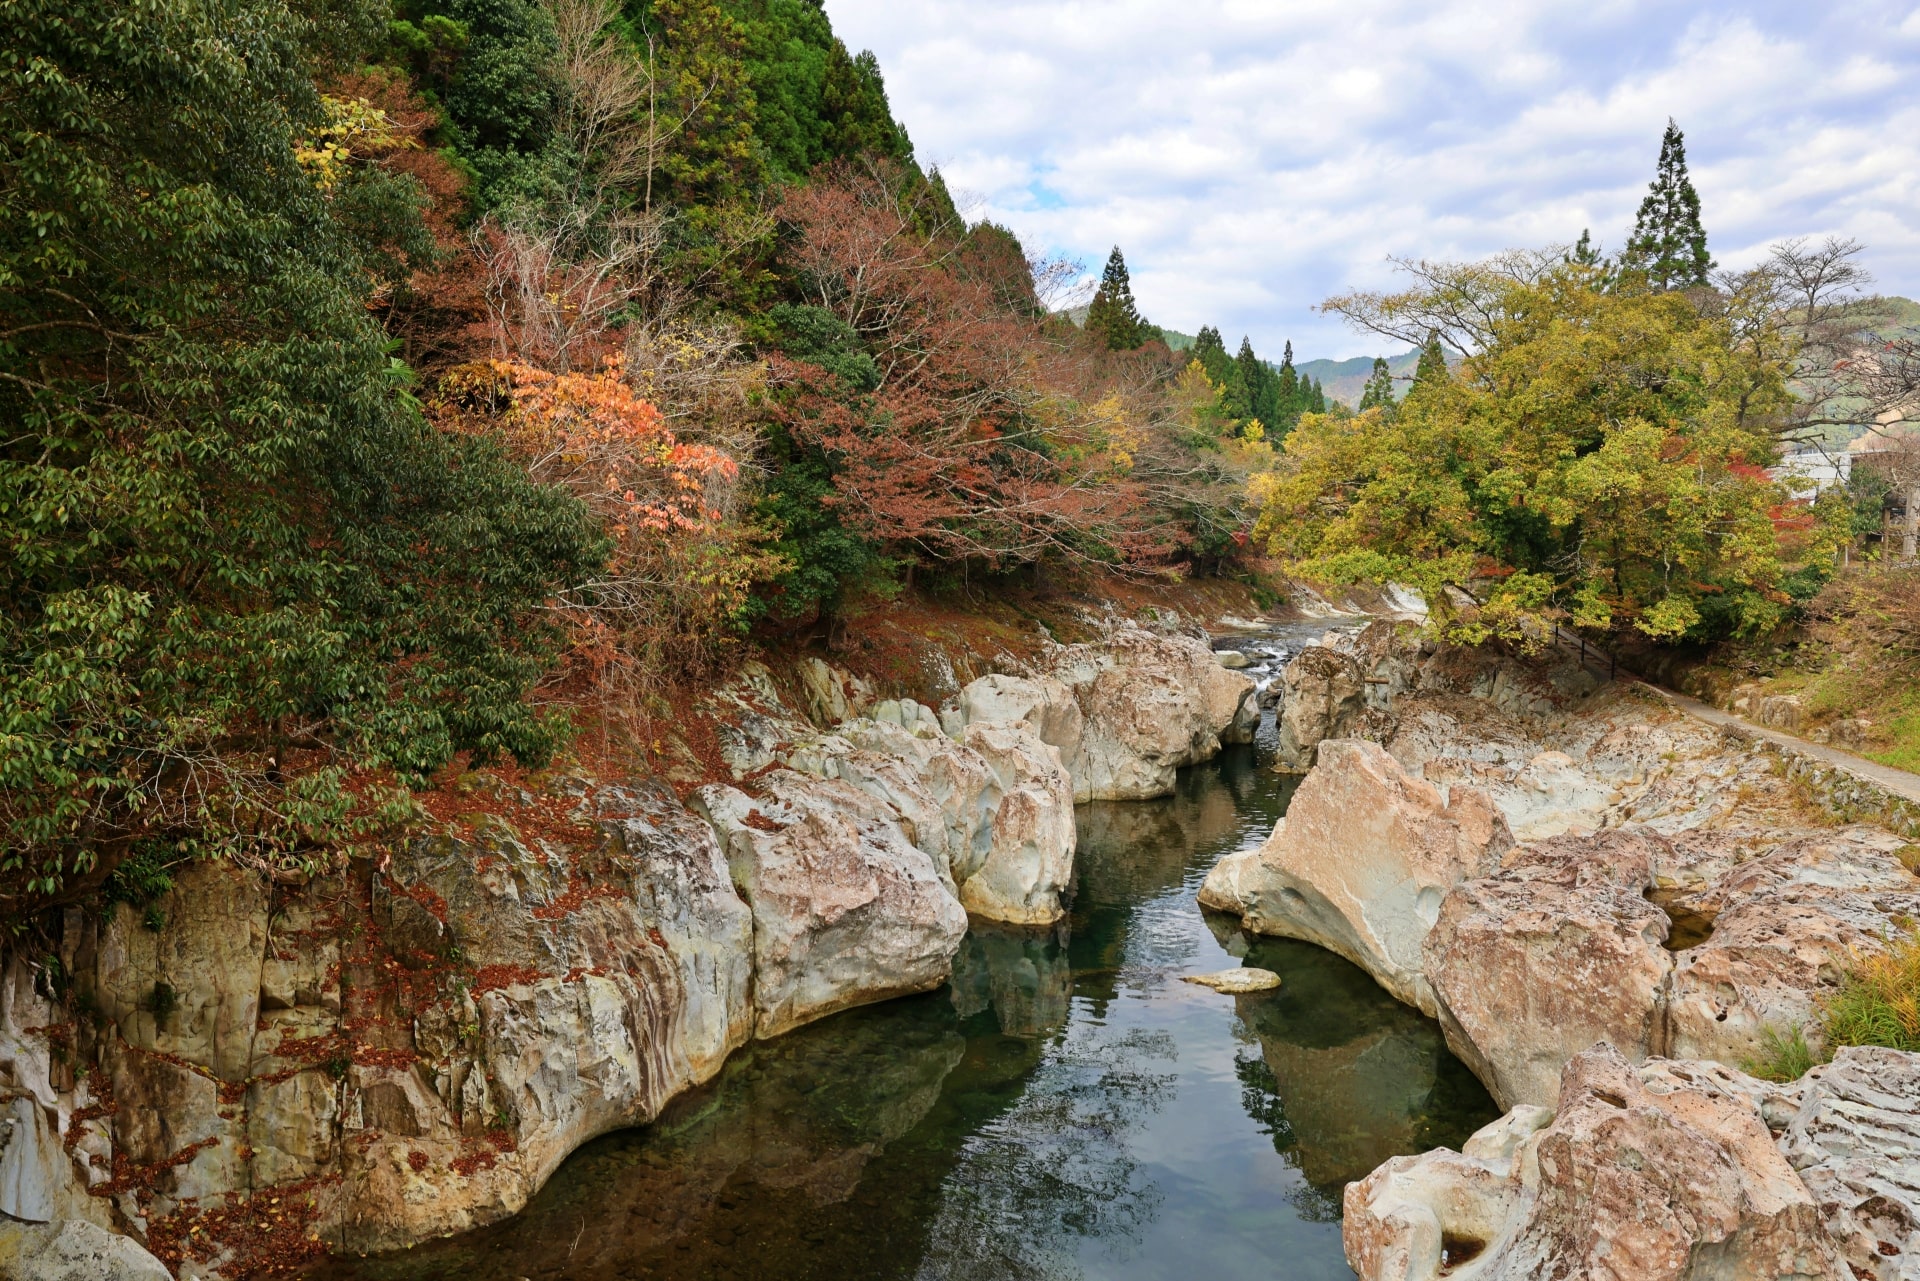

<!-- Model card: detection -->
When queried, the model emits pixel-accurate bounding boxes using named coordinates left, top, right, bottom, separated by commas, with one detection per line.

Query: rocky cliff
left=0, top=627, right=1252, bottom=1278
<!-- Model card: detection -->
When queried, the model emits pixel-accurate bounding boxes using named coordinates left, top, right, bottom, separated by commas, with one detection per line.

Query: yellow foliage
left=295, top=96, right=407, bottom=189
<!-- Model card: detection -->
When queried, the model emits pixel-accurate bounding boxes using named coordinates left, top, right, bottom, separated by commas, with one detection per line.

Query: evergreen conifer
left=1357, top=357, right=1396, bottom=415
left=1623, top=120, right=1713, bottom=290
left=1084, top=246, right=1149, bottom=350
left=1192, top=325, right=1233, bottom=385
left=1412, top=334, right=1448, bottom=391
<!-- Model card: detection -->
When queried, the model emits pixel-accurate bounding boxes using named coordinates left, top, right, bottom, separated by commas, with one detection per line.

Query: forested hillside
left=0, top=0, right=1279, bottom=912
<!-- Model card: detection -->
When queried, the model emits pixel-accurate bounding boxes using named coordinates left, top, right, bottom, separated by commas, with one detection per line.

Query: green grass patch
left=1743, top=1025, right=1816, bottom=1083
left=1824, top=926, right=1920, bottom=1054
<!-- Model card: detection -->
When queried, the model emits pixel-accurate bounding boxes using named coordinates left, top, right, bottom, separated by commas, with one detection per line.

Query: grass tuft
left=1743, top=1024, right=1815, bottom=1083
left=1823, top=926, right=1920, bottom=1054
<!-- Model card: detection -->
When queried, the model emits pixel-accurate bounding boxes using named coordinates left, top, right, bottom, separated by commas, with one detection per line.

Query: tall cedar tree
left=1192, top=326, right=1233, bottom=387
left=1624, top=121, right=1713, bottom=291
left=1085, top=246, right=1150, bottom=350
left=1357, top=357, right=1396, bottom=414
left=1275, top=340, right=1300, bottom=421
left=1236, top=337, right=1276, bottom=430
left=1, top=0, right=602, bottom=902
left=646, top=0, right=766, bottom=206
left=1412, top=334, right=1449, bottom=391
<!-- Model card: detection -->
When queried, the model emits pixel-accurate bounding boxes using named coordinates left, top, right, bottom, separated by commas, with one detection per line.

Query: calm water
left=318, top=747, right=1495, bottom=1281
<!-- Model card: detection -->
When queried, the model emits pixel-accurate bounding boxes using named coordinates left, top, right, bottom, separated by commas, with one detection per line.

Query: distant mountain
left=1298, top=349, right=1425, bottom=409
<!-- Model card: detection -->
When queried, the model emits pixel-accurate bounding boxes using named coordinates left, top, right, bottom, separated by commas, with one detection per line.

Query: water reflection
left=1218, top=930, right=1496, bottom=1220
left=312, top=747, right=1494, bottom=1281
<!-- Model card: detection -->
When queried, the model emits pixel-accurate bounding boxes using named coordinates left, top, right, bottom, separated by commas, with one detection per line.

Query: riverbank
left=1205, top=622, right=1920, bottom=1280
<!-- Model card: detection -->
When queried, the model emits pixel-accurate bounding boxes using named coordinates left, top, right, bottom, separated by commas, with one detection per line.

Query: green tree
left=402, top=0, right=565, bottom=212
left=645, top=0, right=766, bottom=207
left=1085, top=246, right=1149, bottom=350
left=1623, top=120, right=1713, bottom=291
left=1411, top=334, right=1448, bottom=392
left=1357, top=357, right=1396, bottom=414
left=1192, top=326, right=1234, bottom=386
left=1260, top=258, right=1840, bottom=647
left=1, top=0, right=603, bottom=904
left=729, top=0, right=910, bottom=180
left=1236, top=337, right=1278, bottom=431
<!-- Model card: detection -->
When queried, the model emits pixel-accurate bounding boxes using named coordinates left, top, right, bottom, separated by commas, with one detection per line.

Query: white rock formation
left=695, top=771, right=971, bottom=1039
left=0, top=1218, right=173, bottom=1281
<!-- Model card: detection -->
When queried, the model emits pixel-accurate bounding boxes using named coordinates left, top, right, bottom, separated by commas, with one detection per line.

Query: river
left=316, top=726, right=1497, bottom=1281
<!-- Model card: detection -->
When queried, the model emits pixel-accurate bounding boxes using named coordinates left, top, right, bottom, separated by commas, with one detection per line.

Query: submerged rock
left=1198, top=739, right=1511, bottom=1016
left=1181, top=968, right=1282, bottom=993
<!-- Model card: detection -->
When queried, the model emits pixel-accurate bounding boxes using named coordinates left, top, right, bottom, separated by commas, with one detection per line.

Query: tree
left=1356, top=357, right=1396, bottom=414
left=1236, top=337, right=1278, bottom=431
left=1623, top=120, right=1713, bottom=291
left=1411, top=334, right=1448, bottom=393
left=772, top=164, right=1166, bottom=576
left=1, top=0, right=603, bottom=906
left=1085, top=246, right=1150, bottom=351
left=1259, top=255, right=1842, bottom=647
left=1192, top=326, right=1233, bottom=386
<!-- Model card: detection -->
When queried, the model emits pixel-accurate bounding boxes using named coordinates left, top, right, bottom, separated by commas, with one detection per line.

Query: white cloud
left=824, top=0, right=1920, bottom=359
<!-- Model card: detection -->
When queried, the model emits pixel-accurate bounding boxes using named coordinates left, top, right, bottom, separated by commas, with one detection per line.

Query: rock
left=696, top=771, right=969, bottom=1039
left=1215, top=648, right=1252, bottom=670
left=92, top=861, right=269, bottom=1081
left=1199, top=739, right=1511, bottom=1016
left=943, top=674, right=1083, bottom=773
left=955, top=721, right=1076, bottom=926
left=1757, top=694, right=1807, bottom=732
left=0, top=1218, right=172, bottom=1281
left=1048, top=630, right=1254, bottom=801
left=1271, top=647, right=1367, bottom=772
left=1343, top=1045, right=1847, bottom=1281
left=786, top=712, right=1077, bottom=926
left=1665, top=829, right=1920, bottom=1067
left=1182, top=968, right=1281, bottom=993
left=1781, top=1046, right=1920, bottom=1280
left=794, top=656, right=874, bottom=728
left=1424, top=829, right=1675, bottom=1109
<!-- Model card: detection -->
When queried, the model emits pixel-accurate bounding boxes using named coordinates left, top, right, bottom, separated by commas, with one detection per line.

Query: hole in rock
left=1645, top=888, right=1717, bottom=950
left=1439, top=1233, right=1488, bottom=1273
left=1592, top=1089, right=1628, bottom=1109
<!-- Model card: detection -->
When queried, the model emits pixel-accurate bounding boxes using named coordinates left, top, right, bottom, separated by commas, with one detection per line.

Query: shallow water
left=318, top=746, right=1495, bottom=1281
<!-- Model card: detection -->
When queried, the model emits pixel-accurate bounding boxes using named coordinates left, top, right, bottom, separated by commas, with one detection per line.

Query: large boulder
left=1198, top=739, right=1511, bottom=1016
left=955, top=721, right=1076, bottom=926
left=1344, top=1045, right=1847, bottom=1281
left=695, top=771, right=970, bottom=1039
left=784, top=709, right=1077, bottom=926
left=1272, top=646, right=1369, bottom=772
left=1044, top=630, right=1255, bottom=801
left=1423, top=829, right=1675, bottom=1110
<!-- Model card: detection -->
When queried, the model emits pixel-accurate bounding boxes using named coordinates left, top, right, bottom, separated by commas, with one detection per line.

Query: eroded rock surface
left=696, top=772, right=970, bottom=1039
left=1344, top=1046, right=1850, bottom=1281
left=1199, top=739, right=1511, bottom=1016
left=947, top=628, right=1255, bottom=801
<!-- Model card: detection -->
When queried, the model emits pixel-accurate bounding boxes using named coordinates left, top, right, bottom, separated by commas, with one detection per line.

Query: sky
left=821, top=0, right=1920, bottom=361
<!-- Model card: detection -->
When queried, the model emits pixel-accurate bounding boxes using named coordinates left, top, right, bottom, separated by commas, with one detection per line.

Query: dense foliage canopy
left=1, top=0, right=603, bottom=904
left=1259, top=256, right=1846, bottom=645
